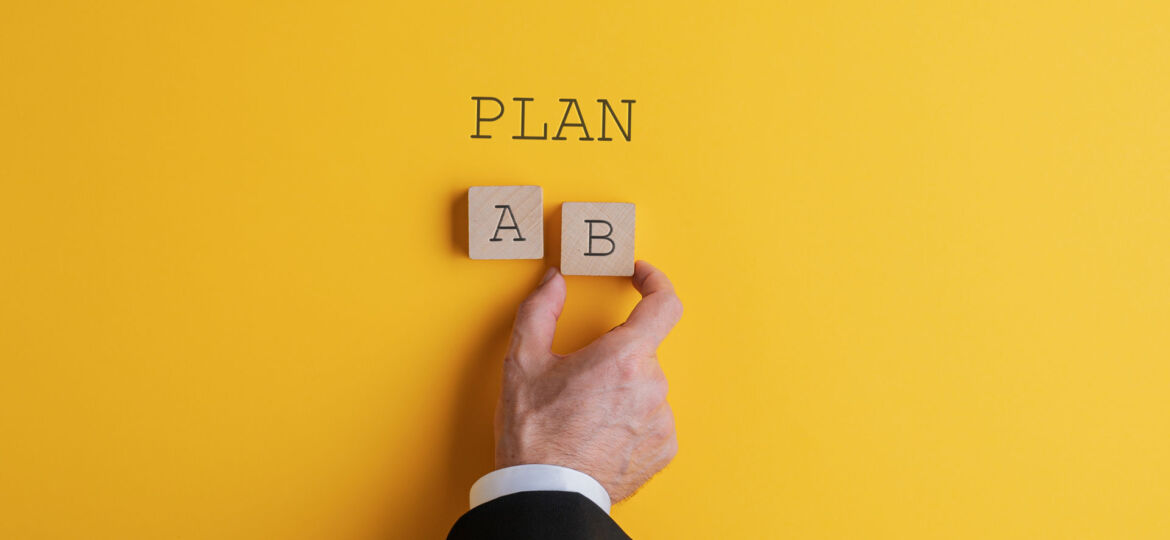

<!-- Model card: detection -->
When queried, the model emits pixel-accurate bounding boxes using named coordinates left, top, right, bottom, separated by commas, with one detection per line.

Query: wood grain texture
left=560, top=202, right=635, bottom=276
left=468, top=186, right=543, bottom=259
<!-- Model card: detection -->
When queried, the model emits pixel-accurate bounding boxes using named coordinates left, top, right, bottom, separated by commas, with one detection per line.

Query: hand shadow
left=386, top=188, right=552, bottom=537
left=388, top=286, right=521, bottom=538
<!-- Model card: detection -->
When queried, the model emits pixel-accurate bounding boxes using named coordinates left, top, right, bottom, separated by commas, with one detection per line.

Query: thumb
left=618, top=260, right=683, bottom=347
left=508, top=267, right=566, bottom=360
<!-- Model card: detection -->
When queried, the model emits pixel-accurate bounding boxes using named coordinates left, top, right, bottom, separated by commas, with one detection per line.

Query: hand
left=494, top=260, right=684, bottom=502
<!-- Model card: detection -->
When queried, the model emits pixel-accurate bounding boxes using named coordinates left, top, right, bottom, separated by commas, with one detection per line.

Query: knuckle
left=504, top=348, right=532, bottom=368
left=514, top=300, right=539, bottom=325
left=613, top=337, right=647, bottom=359
left=664, top=434, right=679, bottom=460
left=666, top=294, right=684, bottom=321
left=641, top=387, right=669, bottom=418
left=502, top=354, right=522, bottom=373
left=660, top=404, right=676, bottom=431
left=649, top=374, right=669, bottom=403
left=614, top=356, right=641, bottom=382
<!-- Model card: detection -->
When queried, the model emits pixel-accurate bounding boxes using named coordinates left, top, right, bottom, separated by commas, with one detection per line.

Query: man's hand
left=494, top=260, right=683, bottom=502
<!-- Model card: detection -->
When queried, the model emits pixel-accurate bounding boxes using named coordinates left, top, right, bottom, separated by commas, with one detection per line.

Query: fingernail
left=540, top=267, right=558, bottom=284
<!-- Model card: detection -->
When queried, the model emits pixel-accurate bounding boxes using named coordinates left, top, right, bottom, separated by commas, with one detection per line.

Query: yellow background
left=2, top=2, right=1168, bottom=538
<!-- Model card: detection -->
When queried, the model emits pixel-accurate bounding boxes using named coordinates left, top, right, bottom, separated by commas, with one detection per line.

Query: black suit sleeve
left=447, top=491, right=631, bottom=540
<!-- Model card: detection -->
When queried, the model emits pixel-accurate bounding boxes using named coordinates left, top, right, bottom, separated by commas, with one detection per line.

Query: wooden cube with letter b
left=561, top=202, right=635, bottom=276
left=468, top=185, right=543, bottom=259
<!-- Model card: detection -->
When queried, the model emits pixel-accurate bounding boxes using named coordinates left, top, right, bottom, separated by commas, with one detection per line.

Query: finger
left=508, top=267, right=566, bottom=359
left=619, top=261, right=683, bottom=347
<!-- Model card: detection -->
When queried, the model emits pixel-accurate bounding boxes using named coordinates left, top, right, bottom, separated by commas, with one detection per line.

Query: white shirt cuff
left=469, top=464, right=612, bottom=514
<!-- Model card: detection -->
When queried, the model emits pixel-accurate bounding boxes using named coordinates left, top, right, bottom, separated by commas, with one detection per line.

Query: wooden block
left=468, top=186, right=543, bottom=259
left=560, top=202, right=635, bottom=276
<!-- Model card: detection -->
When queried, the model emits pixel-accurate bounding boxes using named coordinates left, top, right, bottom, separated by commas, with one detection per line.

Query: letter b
left=584, top=220, right=615, bottom=256
left=561, top=202, right=635, bottom=276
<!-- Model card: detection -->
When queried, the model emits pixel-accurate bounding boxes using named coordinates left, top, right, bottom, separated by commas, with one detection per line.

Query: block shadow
left=451, top=186, right=557, bottom=264
left=544, top=203, right=561, bottom=269
left=450, top=189, right=469, bottom=256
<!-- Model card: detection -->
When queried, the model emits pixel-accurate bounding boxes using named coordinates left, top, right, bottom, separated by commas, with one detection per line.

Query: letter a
left=490, top=205, right=526, bottom=242
left=468, top=186, right=543, bottom=260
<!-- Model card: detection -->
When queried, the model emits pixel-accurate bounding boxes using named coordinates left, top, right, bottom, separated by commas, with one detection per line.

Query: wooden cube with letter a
left=468, top=186, right=543, bottom=259
left=561, top=202, right=635, bottom=276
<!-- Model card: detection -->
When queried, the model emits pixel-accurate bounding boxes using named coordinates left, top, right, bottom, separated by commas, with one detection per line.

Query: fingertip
left=511, top=267, right=566, bottom=357
left=632, top=260, right=674, bottom=296
left=545, top=268, right=566, bottom=296
left=522, top=267, right=565, bottom=311
left=632, top=260, right=652, bottom=289
left=540, top=266, right=560, bottom=285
